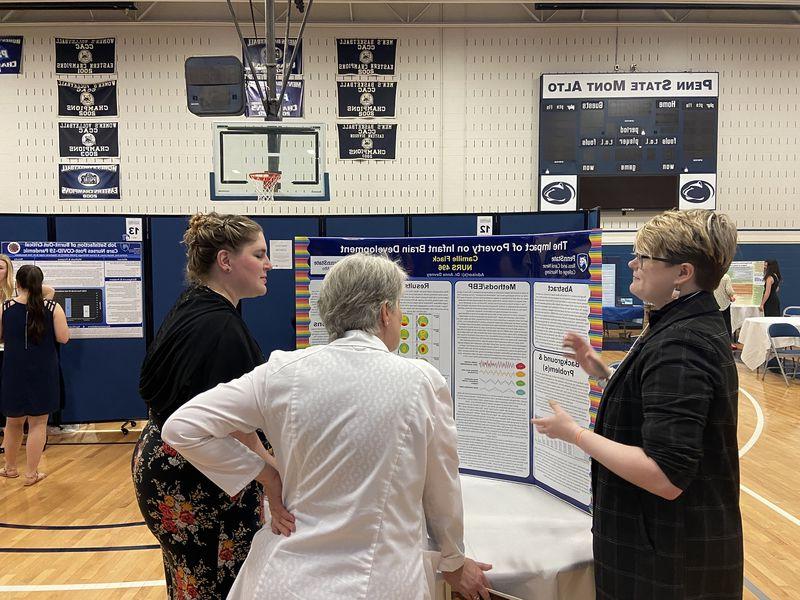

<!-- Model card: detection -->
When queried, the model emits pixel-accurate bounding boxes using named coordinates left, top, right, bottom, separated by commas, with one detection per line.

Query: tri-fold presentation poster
left=295, top=230, right=603, bottom=512
left=1, top=241, right=143, bottom=339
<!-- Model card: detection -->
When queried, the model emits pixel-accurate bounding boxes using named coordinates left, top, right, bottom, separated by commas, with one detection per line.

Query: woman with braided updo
left=131, top=212, right=290, bottom=599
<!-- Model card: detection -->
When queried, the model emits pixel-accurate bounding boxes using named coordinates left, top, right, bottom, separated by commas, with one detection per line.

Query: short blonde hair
left=0, top=254, right=14, bottom=301
left=635, top=209, right=738, bottom=291
left=182, top=212, right=262, bottom=284
left=318, top=253, right=407, bottom=341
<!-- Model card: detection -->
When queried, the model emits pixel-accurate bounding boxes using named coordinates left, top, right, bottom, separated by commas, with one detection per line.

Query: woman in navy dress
left=0, top=265, right=69, bottom=485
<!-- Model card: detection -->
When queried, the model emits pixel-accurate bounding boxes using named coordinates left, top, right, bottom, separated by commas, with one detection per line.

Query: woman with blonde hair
left=162, top=253, right=492, bottom=600
left=132, top=212, right=279, bottom=599
left=0, top=254, right=14, bottom=302
left=533, top=210, right=743, bottom=599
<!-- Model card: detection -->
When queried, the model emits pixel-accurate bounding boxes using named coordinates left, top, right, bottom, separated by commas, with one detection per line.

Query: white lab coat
left=162, top=330, right=466, bottom=600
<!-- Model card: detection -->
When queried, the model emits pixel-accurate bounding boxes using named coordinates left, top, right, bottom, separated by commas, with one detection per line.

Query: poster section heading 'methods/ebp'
left=294, top=231, right=603, bottom=512
left=1, top=241, right=143, bottom=339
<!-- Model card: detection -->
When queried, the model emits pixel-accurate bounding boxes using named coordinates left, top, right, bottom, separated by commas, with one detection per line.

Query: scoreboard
left=538, top=72, right=719, bottom=212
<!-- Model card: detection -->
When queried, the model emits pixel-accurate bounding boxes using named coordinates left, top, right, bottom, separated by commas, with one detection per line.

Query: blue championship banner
left=58, top=122, right=119, bottom=158
left=336, top=38, right=396, bottom=76
left=57, top=80, right=118, bottom=118
left=59, top=164, right=120, bottom=200
left=245, top=80, right=303, bottom=118
left=336, top=81, right=396, bottom=118
left=55, top=37, right=115, bottom=74
left=244, top=37, right=302, bottom=78
left=0, top=36, right=23, bottom=74
left=337, top=124, right=397, bottom=160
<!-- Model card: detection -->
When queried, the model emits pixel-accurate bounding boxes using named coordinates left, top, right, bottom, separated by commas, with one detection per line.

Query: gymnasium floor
left=0, top=355, right=797, bottom=600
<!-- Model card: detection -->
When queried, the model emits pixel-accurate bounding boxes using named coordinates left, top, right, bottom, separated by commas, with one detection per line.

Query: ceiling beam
left=385, top=3, right=408, bottom=22
left=520, top=3, right=540, bottom=21
left=136, top=1, right=159, bottom=20
left=411, top=2, right=431, bottom=22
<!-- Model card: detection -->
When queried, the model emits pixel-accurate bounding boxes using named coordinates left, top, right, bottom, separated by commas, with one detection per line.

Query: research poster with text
left=1, top=241, right=143, bottom=339
left=295, top=231, right=602, bottom=511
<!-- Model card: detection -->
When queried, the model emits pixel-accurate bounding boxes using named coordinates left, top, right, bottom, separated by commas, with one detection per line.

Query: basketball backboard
left=211, top=121, right=329, bottom=201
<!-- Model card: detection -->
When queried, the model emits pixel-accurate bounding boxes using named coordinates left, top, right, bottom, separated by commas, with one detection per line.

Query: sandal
left=23, top=472, right=47, bottom=486
left=0, top=467, right=19, bottom=479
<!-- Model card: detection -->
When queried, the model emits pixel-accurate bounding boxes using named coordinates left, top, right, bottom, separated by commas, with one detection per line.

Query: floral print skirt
left=132, top=420, right=264, bottom=600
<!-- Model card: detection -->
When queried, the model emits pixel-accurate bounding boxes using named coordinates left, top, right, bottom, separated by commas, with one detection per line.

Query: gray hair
left=318, top=253, right=407, bottom=341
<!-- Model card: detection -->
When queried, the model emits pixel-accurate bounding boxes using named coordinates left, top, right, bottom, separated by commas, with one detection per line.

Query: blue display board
left=2, top=241, right=143, bottom=338
left=295, top=231, right=603, bottom=512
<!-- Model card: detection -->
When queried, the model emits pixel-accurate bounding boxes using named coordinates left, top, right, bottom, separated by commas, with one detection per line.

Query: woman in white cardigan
left=163, top=253, right=491, bottom=600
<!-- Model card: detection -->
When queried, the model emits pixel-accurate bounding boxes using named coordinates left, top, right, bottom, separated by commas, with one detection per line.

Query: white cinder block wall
left=1, top=24, right=798, bottom=241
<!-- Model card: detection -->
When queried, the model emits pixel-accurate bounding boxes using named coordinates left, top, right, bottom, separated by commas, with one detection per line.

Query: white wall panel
left=0, top=24, right=798, bottom=234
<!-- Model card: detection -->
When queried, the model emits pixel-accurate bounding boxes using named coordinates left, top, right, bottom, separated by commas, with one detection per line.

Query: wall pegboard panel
left=0, top=24, right=799, bottom=234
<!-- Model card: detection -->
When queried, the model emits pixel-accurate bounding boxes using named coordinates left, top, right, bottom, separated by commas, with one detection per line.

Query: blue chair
left=783, top=306, right=800, bottom=316
left=762, top=323, right=800, bottom=386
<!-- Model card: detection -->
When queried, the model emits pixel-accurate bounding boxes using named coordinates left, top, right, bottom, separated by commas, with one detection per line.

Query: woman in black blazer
left=533, top=209, right=743, bottom=599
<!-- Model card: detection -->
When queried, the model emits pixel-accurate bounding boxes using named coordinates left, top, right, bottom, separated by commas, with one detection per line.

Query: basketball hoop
left=248, top=171, right=282, bottom=202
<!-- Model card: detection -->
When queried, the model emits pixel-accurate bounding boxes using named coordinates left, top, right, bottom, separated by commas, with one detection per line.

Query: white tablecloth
left=738, top=316, right=800, bottom=370
left=731, top=305, right=762, bottom=334
left=437, top=475, right=594, bottom=600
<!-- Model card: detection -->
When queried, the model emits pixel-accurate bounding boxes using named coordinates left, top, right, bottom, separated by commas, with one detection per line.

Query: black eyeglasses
left=631, top=253, right=682, bottom=265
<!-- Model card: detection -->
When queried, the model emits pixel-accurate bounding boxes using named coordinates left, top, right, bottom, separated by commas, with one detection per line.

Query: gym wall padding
left=9, top=210, right=791, bottom=424
left=325, top=215, right=406, bottom=238
left=54, top=216, right=148, bottom=423
left=603, top=243, right=800, bottom=311
left=498, top=213, right=588, bottom=235
left=410, top=215, right=478, bottom=237
left=0, top=216, right=48, bottom=242
left=733, top=243, right=799, bottom=312
left=150, top=216, right=191, bottom=333
left=243, top=217, right=321, bottom=359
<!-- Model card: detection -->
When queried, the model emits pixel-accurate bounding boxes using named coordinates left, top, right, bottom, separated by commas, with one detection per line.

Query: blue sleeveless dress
left=1, top=299, right=60, bottom=417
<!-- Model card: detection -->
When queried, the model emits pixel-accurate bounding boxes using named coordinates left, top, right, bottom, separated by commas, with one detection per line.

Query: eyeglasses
left=631, top=253, right=682, bottom=265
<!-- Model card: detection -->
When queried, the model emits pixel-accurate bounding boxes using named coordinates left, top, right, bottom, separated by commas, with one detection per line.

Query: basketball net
left=248, top=171, right=282, bottom=202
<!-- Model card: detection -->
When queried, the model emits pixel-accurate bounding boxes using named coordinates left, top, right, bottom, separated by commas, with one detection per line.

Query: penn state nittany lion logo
left=78, top=172, right=100, bottom=187
left=361, top=137, right=374, bottom=150
left=78, top=49, right=93, bottom=64
left=360, top=92, right=374, bottom=107
left=80, top=91, right=95, bottom=106
left=577, top=253, right=589, bottom=273
left=359, top=50, right=374, bottom=65
left=0, top=50, right=8, bottom=60
left=81, top=133, right=96, bottom=147
left=541, top=181, right=576, bottom=205
left=680, top=180, right=715, bottom=204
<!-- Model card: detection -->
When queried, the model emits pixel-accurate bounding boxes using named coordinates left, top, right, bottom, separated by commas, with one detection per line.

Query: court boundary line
left=0, top=544, right=160, bottom=553
left=737, top=386, right=800, bottom=527
left=0, top=521, right=145, bottom=531
left=0, top=580, right=166, bottom=592
left=738, top=387, right=765, bottom=459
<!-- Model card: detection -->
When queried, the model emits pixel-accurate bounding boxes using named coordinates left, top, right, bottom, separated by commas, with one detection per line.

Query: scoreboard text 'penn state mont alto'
left=538, top=72, right=719, bottom=213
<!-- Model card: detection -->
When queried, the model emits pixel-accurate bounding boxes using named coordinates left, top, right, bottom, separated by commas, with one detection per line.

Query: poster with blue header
left=294, top=230, right=603, bottom=512
left=1, top=241, right=143, bottom=339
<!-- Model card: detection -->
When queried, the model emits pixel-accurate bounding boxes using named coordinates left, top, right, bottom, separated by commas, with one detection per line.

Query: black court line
left=45, top=441, right=137, bottom=446
left=0, top=521, right=145, bottom=531
left=0, top=544, right=160, bottom=553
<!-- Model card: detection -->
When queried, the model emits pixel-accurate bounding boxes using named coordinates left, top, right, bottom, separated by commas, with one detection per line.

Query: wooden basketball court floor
left=0, top=354, right=797, bottom=600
